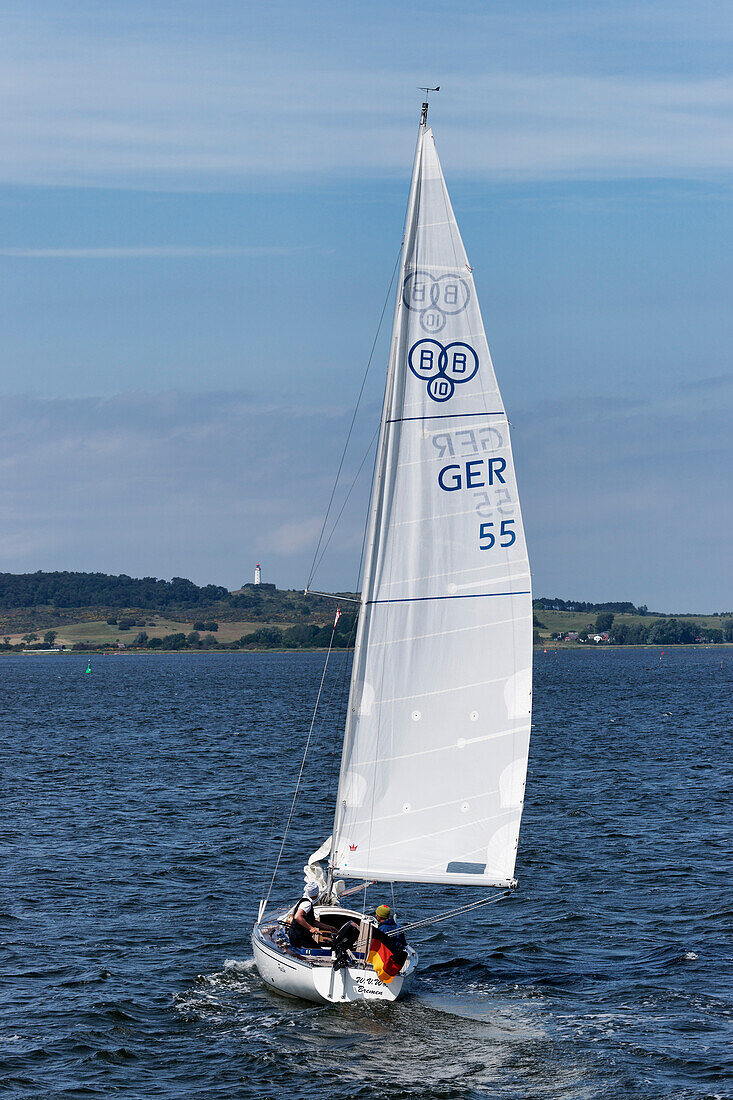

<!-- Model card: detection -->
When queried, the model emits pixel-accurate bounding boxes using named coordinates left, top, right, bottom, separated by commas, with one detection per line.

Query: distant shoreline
left=2, top=642, right=730, bottom=657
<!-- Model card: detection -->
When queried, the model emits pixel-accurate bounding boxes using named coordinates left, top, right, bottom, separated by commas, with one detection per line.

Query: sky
left=1, top=0, right=731, bottom=611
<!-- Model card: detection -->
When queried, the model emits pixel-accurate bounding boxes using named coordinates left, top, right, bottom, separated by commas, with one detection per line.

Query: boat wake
left=223, top=957, right=257, bottom=973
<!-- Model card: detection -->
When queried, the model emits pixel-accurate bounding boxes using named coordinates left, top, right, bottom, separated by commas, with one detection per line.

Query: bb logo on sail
left=403, top=271, right=470, bottom=334
left=408, top=338, right=479, bottom=403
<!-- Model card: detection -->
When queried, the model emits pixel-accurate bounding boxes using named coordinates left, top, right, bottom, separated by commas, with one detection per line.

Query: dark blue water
left=1, top=648, right=731, bottom=1099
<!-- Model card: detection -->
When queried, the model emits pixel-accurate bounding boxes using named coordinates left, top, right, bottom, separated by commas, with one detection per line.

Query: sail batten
left=331, top=124, right=532, bottom=889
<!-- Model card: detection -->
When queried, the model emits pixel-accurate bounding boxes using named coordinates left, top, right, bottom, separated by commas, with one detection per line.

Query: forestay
left=330, top=125, right=533, bottom=889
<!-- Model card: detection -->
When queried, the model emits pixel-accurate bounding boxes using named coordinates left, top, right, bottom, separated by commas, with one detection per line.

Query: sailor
left=287, top=882, right=333, bottom=950
left=375, top=904, right=407, bottom=951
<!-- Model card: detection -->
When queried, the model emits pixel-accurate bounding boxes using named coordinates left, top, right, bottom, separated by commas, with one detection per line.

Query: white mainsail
left=330, top=124, right=532, bottom=889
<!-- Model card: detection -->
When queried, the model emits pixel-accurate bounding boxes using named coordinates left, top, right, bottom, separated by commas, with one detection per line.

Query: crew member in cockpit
left=288, top=882, right=333, bottom=949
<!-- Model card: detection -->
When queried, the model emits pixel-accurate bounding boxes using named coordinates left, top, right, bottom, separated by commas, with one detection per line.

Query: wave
left=223, top=957, right=257, bottom=972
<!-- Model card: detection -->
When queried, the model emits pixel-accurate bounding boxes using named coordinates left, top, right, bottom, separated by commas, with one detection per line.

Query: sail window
left=446, top=862, right=486, bottom=875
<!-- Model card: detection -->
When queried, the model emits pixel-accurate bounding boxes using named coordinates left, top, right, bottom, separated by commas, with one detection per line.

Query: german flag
left=367, top=929, right=406, bottom=984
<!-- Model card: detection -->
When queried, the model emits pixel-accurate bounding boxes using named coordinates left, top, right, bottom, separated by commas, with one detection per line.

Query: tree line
left=609, top=617, right=732, bottom=645
left=551, top=612, right=733, bottom=645
left=0, top=571, right=228, bottom=609
left=534, top=597, right=648, bottom=614
left=0, top=572, right=347, bottom=625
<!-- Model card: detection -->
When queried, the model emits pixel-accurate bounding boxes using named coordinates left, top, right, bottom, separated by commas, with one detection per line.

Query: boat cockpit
left=257, top=904, right=381, bottom=969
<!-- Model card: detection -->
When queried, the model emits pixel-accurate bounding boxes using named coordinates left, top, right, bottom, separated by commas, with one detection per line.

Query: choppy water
left=1, top=648, right=731, bottom=1099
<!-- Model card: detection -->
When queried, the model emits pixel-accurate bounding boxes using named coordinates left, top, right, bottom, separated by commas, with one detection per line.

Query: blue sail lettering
left=465, top=460, right=483, bottom=488
left=438, top=457, right=507, bottom=493
left=437, top=464, right=462, bottom=491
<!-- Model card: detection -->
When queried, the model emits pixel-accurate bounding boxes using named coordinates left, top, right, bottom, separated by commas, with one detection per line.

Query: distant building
left=254, top=563, right=262, bottom=585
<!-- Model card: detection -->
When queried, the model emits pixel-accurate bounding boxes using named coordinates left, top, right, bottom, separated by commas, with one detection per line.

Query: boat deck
left=257, top=905, right=375, bottom=970
left=257, top=920, right=338, bottom=967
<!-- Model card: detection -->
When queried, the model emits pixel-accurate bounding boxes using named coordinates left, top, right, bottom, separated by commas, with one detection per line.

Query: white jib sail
left=331, top=125, right=532, bottom=889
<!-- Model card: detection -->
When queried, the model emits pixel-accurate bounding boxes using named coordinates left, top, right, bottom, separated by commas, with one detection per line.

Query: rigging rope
left=310, top=426, right=379, bottom=583
left=323, top=428, right=380, bottom=875
left=319, top=614, right=360, bottom=840
left=305, top=245, right=402, bottom=591
left=399, top=889, right=512, bottom=933
left=260, top=618, right=339, bottom=911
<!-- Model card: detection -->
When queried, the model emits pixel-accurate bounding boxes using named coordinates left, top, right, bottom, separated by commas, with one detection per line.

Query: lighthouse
left=254, top=563, right=262, bottom=586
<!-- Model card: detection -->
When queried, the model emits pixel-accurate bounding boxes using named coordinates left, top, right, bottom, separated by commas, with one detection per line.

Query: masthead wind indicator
left=419, top=86, right=440, bottom=125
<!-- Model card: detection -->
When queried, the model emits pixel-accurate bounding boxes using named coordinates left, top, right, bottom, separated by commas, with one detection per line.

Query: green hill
left=0, top=572, right=729, bottom=650
left=0, top=571, right=354, bottom=635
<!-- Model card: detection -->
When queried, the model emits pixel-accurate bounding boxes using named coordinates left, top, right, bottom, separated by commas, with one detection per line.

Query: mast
left=355, top=111, right=426, bottom=622
left=330, top=105, right=428, bottom=865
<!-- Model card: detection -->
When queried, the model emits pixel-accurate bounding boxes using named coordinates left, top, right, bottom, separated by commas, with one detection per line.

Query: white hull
left=252, top=907, right=417, bottom=1005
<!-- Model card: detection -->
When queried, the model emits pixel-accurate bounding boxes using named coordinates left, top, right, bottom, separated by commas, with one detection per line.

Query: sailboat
left=252, top=99, right=532, bottom=1004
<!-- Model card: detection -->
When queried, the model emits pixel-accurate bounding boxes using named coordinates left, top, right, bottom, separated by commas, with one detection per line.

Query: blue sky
left=1, top=0, right=731, bottom=611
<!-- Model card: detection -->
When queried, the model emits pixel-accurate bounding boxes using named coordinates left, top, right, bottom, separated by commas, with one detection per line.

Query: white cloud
left=269, top=518, right=325, bottom=556
left=1, top=4, right=731, bottom=188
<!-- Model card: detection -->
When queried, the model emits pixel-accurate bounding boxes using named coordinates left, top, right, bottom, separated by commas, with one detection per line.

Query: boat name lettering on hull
left=352, top=973, right=389, bottom=994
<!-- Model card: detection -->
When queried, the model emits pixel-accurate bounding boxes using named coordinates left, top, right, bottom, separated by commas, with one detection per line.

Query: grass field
left=4, top=617, right=286, bottom=647
left=4, top=608, right=729, bottom=649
